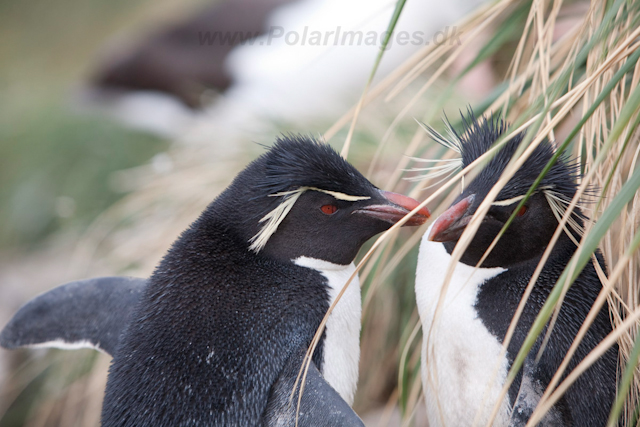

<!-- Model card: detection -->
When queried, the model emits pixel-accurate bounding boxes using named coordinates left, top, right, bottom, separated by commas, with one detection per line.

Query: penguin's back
left=101, top=226, right=330, bottom=426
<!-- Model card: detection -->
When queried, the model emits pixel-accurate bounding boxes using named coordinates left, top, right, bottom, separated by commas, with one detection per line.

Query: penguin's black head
left=426, top=114, right=581, bottom=268
left=214, top=135, right=430, bottom=265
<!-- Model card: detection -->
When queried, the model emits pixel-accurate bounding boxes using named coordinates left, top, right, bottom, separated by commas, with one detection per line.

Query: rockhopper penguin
left=1, top=135, right=430, bottom=426
left=414, top=115, right=617, bottom=426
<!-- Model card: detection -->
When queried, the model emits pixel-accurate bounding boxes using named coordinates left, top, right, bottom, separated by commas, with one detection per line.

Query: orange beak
left=428, top=195, right=475, bottom=242
left=355, top=191, right=430, bottom=226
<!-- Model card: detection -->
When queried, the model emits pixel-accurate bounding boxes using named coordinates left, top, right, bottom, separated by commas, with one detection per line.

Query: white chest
left=294, top=257, right=361, bottom=406
left=415, top=230, right=512, bottom=427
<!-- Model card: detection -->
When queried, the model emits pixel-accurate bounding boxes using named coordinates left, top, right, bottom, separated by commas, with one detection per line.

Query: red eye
left=321, top=204, right=338, bottom=215
left=516, top=205, right=528, bottom=216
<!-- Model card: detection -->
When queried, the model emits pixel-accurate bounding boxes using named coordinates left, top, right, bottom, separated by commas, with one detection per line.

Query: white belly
left=294, top=257, right=361, bottom=405
left=415, top=230, right=512, bottom=427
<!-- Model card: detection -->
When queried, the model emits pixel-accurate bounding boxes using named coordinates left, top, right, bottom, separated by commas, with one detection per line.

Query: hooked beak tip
left=428, top=194, right=475, bottom=242
left=356, top=191, right=430, bottom=226
left=380, top=191, right=430, bottom=225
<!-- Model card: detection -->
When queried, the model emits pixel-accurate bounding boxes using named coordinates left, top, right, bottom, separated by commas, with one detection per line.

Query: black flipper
left=263, top=348, right=364, bottom=427
left=0, top=276, right=146, bottom=356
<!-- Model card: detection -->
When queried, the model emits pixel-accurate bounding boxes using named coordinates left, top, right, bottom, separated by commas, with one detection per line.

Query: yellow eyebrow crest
left=491, top=195, right=526, bottom=206
left=307, top=188, right=371, bottom=201
left=250, top=187, right=370, bottom=252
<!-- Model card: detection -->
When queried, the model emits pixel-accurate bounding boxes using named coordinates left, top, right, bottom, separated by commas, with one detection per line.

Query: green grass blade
left=371, top=0, right=407, bottom=82
left=460, top=3, right=529, bottom=77
left=608, top=254, right=640, bottom=425
left=341, top=0, right=406, bottom=157
left=496, top=45, right=640, bottom=249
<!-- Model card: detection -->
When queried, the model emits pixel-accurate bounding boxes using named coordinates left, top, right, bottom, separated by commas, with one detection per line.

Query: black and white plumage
left=414, top=115, right=617, bottom=426
left=1, top=135, right=429, bottom=426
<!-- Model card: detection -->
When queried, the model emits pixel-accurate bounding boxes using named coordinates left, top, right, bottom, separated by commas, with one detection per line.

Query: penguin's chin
left=428, top=215, right=472, bottom=242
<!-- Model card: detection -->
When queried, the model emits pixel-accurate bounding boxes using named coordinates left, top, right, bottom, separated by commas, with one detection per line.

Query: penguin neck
left=294, top=257, right=352, bottom=271
left=444, top=227, right=578, bottom=272
left=293, top=256, right=361, bottom=406
left=195, top=196, right=257, bottom=250
left=415, top=238, right=506, bottom=329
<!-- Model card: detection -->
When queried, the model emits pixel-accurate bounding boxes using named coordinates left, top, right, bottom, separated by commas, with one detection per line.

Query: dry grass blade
left=342, top=0, right=640, bottom=424
left=9, top=0, right=640, bottom=425
left=528, top=307, right=640, bottom=426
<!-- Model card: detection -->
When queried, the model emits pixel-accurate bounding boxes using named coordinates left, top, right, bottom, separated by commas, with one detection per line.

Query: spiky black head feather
left=256, top=134, right=376, bottom=198
left=457, top=113, right=578, bottom=202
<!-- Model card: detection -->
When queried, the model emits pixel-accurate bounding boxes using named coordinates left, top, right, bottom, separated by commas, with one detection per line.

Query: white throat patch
left=415, top=225, right=511, bottom=426
left=294, top=256, right=361, bottom=406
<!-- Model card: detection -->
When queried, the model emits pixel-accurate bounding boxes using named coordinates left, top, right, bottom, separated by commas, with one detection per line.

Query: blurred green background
left=0, top=2, right=200, bottom=425
left=0, top=0, right=212, bottom=249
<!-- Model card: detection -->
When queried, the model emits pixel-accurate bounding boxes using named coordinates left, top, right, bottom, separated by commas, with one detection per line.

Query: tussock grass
left=3, top=0, right=640, bottom=426
left=320, top=0, right=640, bottom=425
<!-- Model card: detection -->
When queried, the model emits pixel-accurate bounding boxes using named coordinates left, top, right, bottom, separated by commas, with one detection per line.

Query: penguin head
left=215, top=135, right=430, bottom=265
left=424, top=114, right=581, bottom=268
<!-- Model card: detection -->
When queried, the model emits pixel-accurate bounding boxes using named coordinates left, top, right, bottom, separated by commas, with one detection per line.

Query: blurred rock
left=82, top=0, right=484, bottom=139
left=92, top=0, right=296, bottom=108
